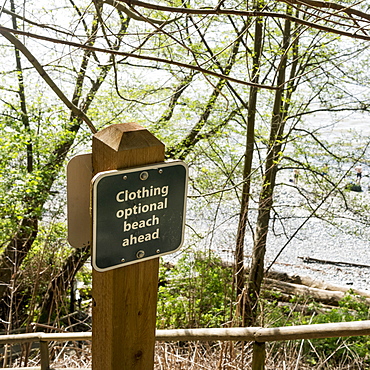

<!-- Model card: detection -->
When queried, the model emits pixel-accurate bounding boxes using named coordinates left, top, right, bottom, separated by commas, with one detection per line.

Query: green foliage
left=17, top=222, right=72, bottom=323
left=261, top=290, right=370, bottom=366
left=157, top=249, right=233, bottom=329
left=305, top=292, right=370, bottom=364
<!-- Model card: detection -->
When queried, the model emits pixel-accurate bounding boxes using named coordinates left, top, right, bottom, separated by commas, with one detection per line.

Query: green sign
left=92, top=161, right=188, bottom=271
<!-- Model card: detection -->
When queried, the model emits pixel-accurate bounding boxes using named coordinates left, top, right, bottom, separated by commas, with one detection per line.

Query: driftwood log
left=264, top=274, right=370, bottom=307
left=266, top=270, right=370, bottom=297
left=166, top=257, right=370, bottom=307
left=299, top=256, right=370, bottom=269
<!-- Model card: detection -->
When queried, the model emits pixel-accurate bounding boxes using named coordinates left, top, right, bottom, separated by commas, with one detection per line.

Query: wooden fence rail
left=1, top=320, right=370, bottom=370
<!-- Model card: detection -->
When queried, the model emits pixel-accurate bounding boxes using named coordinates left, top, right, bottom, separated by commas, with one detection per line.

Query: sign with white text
left=92, top=161, right=188, bottom=271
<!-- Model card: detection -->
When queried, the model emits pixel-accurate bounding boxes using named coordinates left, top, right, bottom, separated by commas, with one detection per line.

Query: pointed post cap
left=92, top=123, right=165, bottom=173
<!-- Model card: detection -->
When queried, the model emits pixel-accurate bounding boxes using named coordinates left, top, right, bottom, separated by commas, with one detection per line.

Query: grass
left=154, top=341, right=369, bottom=369
left=6, top=338, right=369, bottom=369
left=5, top=252, right=370, bottom=369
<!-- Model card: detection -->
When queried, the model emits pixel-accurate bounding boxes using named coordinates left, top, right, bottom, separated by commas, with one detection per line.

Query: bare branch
left=118, top=0, right=370, bottom=41
left=104, top=0, right=169, bottom=25
left=0, top=7, right=74, bottom=36
left=280, top=0, right=370, bottom=22
left=0, top=25, right=277, bottom=90
left=0, top=26, right=97, bottom=134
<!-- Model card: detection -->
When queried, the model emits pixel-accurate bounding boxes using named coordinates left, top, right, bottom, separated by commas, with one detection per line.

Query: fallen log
left=263, top=290, right=337, bottom=312
left=266, top=270, right=370, bottom=298
left=290, top=275, right=370, bottom=298
left=162, top=258, right=370, bottom=304
left=264, top=278, right=370, bottom=307
left=298, top=256, right=370, bottom=269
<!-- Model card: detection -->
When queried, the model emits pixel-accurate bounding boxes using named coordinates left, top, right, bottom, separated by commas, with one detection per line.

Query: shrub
left=157, top=249, right=233, bottom=329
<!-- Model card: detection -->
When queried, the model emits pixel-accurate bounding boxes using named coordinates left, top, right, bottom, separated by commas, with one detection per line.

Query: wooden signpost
left=91, top=123, right=165, bottom=370
left=66, top=122, right=187, bottom=369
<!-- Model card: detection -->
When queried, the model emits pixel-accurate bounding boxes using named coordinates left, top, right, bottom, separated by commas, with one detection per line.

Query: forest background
left=1, top=0, right=370, bottom=365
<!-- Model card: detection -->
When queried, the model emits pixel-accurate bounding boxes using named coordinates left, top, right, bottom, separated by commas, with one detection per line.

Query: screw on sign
left=92, top=161, right=188, bottom=271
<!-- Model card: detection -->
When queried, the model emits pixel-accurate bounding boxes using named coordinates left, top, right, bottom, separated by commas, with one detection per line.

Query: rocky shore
left=261, top=182, right=370, bottom=292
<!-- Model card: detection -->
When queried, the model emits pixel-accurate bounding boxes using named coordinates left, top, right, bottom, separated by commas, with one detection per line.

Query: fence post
left=251, top=341, right=265, bottom=370
left=91, top=123, right=165, bottom=370
left=39, top=341, right=50, bottom=370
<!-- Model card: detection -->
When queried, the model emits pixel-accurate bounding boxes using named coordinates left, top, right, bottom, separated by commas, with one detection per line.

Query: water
left=174, top=107, right=370, bottom=291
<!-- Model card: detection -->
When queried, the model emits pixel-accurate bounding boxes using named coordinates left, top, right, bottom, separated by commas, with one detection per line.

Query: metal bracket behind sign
left=67, top=153, right=92, bottom=248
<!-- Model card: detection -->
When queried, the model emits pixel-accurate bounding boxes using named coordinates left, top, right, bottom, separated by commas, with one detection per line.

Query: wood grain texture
left=252, top=341, right=265, bottom=370
left=92, top=123, right=164, bottom=370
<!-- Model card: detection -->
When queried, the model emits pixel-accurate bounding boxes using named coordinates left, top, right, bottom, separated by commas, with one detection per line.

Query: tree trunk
left=39, top=245, right=90, bottom=325
left=244, top=6, right=292, bottom=326
left=235, top=7, right=264, bottom=305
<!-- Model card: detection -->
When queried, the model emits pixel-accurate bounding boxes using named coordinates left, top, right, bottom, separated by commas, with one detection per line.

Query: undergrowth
left=4, top=249, right=370, bottom=369
left=157, top=249, right=370, bottom=369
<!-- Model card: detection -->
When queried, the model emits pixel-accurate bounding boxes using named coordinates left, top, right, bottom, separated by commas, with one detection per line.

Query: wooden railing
left=1, top=320, right=370, bottom=370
